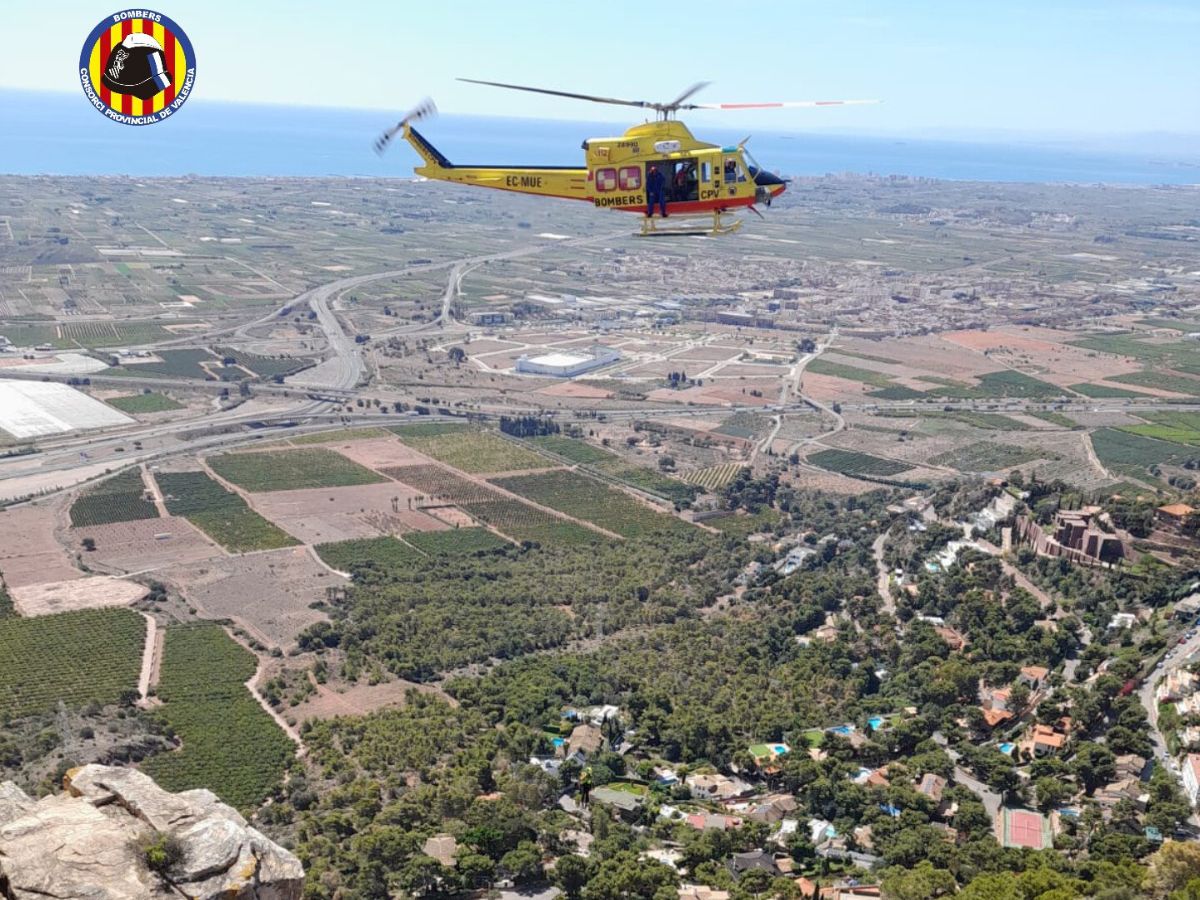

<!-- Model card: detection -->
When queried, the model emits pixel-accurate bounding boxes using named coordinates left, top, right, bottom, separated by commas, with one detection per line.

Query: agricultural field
left=930, top=441, right=1043, bottom=472
left=933, top=370, right=1063, bottom=400
left=0, top=608, right=144, bottom=718
left=405, top=527, right=509, bottom=555
left=0, top=582, right=12, bottom=618
left=1108, top=370, right=1200, bottom=396
left=156, top=470, right=297, bottom=552
left=398, top=429, right=548, bottom=474
left=679, top=463, right=745, bottom=490
left=709, top=508, right=783, bottom=538
left=208, top=448, right=385, bottom=492
left=141, top=624, right=294, bottom=809
left=1068, top=382, right=1153, bottom=398
left=61, top=321, right=184, bottom=348
left=528, top=434, right=614, bottom=465
left=806, top=358, right=894, bottom=389
left=1121, top=411, right=1200, bottom=446
left=385, top=464, right=600, bottom=545
left=1091, top=428, right=1200, bottom=480
left=714, top=412, right=773, bottom=440
left=807, top=448, right=913, bottom=478
left=1028, top=411, right=1079, bottom=429
left=105, top=392, right=183, bottom=413
left=291, top=427, right=391, bottom=445
left=68, top=468, right=158, bottom=527
left=108, top=349, right=216, bottom=380
left=389, top=422, right=471, bottom=438
left=868, top=385, right=927, bottom=400
left=493, top=470, right=693, bottom=539
left=526, top=434, right=696, bottom=503
left=315, top=536, right=425, bottom=572
left=212, top=346, right=314, bottom=379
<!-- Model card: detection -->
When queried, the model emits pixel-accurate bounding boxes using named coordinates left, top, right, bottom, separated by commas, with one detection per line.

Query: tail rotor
left=374, top=98, right=437, bottom=155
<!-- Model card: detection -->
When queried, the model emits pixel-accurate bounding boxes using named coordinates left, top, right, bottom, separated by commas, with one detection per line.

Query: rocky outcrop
left=0, top=765, right=303, bottom=900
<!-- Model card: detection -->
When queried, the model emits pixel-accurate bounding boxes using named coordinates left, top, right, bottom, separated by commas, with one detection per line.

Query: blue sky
left=4, top=0, right=1198, bottom=138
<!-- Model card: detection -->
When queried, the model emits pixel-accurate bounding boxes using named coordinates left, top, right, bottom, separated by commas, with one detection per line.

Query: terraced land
left=493, top=470, right=693, bottom=538
left=157, top=471, right=297, bottom=552
left=384, top=464, right=600, bottom=545
left=930, top=441, right=1042, bottom=472
left=807, top=448, right=913, bottom=478
left=398, top=429, right=548, bottom=474
left=141, top=624, right=294, bottom=809
left=105, top=392, right=183, bottom=413
left=69, top=468, right=159, bottom=527
left=0, top=609, right=145, bottom=718
left=315, top=536, right=425, bottom=572
left=208, top=448, right=385, bottom=492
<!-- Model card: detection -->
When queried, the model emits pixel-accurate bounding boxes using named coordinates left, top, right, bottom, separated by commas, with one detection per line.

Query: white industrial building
left=515, top=345, right=620, bottom=378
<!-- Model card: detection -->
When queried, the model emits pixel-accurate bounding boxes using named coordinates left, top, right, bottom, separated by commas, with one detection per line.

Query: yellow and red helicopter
left=375, top=80, right=876, bottom=236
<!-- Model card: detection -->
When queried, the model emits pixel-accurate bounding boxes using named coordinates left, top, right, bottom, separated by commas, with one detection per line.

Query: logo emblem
left=79, top=10, right=195, bottom=125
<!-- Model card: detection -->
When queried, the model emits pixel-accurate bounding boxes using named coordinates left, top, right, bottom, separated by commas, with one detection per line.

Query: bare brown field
left=718, top=363, right=791, bottom=377
left=785, top=468, right=879, bottom=495
left=12, top=575, right=148, bottom=617
left=452, top=338, right=522, bottom=354
left=289, top=675, right=456, bottom=722
left=673, top=347, right=742, bottom=363
left=332, top=437, right=429, bottom=470
left=801, top=372, right=874, bottom=402
left=0, top=500, right=82, bottom=587
left=538, top=382, right=614, bottom=399
left=161, top=547, right=341, bottom=650
left=248, top=482, right=444, bottom=544
left=867, top=335, right=997, bottom=378
left=74, top=516, right=220, bottom=571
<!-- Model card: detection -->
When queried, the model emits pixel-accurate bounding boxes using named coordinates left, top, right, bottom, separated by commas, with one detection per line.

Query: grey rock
left=0, top=765, right=303, bottom=900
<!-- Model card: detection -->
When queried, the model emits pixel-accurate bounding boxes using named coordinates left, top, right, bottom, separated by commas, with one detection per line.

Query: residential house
left=1158, top=670, right=1197, bottom=704
left=981, top=707, right=1015, bottom=729
left=1157, top=503, right=1196, bottom=533
left=1182, top=753, right=1200, bottom=807
left=748, top=794, right=799, bottom=824
left=590, top=786, right=644, bottom=820
left=1018, top=666, right=1050, bottom=691
left=679, top=887, right=731, bottom=900
left=686, top=772, right=754, bottom=801
left=1028, top=719, right=1072, bottom=758
left=981, top=685, right=1013, bottom=713
left=727, top=850, right=780, bottom=881
left=421, top=834, right=459, bottom=868
left=1108, top=612, right=1137, bottom=631
left=566, top=723, right=603, bottom=760
left=916, top=773, right=948, bottom=809
left=686, top=812, right=744, bottom=832
left=1094, top=776, right=1150, bottom=812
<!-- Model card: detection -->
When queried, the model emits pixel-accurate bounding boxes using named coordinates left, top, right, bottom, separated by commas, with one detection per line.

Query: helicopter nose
left=749, top=165, right=788, bottom=198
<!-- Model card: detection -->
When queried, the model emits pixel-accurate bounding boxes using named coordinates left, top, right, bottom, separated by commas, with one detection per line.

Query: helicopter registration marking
left=505, top=175, right=545, bottom=188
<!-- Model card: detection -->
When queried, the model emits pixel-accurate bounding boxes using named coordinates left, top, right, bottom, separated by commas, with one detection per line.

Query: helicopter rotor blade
left=665, top=81, right=711, bottom=109
left=374, top=98, right=437, bottom=155
left=458, top=78, right=654, bottom=110
left=688, top=99, right=880, bottom=110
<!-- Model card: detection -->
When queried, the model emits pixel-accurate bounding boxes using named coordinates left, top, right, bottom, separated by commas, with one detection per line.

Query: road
left=1140, top=626, right=1200, bottom=779
left=873, top=532, right=896, bottom=616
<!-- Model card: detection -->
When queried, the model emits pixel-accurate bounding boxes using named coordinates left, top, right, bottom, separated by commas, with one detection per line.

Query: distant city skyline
left=4, top=0, right=1198, bottom=141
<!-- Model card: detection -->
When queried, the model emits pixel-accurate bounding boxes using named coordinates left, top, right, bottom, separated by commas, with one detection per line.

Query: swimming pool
left=771, top=743, right=789, bottom=755
left=999, top=742, right=1015, bottom=755
left=867, top=716, right=885, bottom=730
left=829, top=725, right=855, bottom=735
left=552, top=737, right=565, bottom=748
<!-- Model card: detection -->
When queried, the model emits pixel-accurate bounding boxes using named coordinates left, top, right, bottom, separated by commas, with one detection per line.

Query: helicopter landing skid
left=637, top=210, right=742, bottom=238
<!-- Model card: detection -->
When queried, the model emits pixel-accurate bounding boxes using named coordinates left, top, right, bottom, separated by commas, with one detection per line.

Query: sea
left=2, top=89, right=1198, bottom=185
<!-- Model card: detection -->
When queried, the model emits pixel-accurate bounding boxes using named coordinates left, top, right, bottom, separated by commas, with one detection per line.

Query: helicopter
left=375, top=80, right=877, bottom=237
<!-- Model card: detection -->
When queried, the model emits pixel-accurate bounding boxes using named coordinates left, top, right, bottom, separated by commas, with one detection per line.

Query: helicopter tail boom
left=403, top=124, right=590, bottom=202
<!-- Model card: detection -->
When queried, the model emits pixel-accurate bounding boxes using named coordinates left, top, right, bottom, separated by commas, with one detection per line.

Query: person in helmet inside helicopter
left=101, top=32, right=172, bottom=101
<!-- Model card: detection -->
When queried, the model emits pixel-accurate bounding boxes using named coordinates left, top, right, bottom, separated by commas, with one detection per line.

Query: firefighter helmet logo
left=79, top=10, right=195, bottom=125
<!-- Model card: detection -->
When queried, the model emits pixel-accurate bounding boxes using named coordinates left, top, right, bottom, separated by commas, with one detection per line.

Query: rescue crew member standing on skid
left=646, top=164, right=667, bottom=218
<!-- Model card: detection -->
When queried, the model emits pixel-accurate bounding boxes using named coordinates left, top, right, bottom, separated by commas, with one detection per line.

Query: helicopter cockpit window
left=724, top=157, right=747, bottom=183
